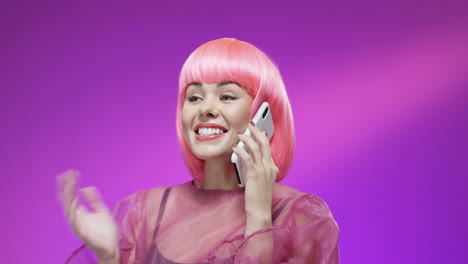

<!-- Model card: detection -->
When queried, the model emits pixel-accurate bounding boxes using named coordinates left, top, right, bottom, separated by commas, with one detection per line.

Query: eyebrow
left=187, top=81, right=241, bottom=88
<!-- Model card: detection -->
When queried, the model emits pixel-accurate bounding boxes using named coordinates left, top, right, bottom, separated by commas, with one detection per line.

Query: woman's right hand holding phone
left=57, top=170, right=120, bottom=263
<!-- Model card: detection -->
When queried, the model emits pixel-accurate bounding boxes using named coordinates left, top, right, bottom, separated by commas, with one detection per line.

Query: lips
left=194, top=123, right=228, bottom=132
left=194, top=123, right=228, bottom=141
left=195, top=133, right=225, bottom=141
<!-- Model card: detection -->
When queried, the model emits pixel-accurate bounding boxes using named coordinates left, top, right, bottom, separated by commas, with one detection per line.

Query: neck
left=193, top=156, right=242, bottom=190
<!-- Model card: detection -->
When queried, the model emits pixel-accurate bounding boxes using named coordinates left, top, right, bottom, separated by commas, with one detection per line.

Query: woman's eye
left=188, top=96, right=201, bottom=102
left=220, top=95, right=236, bottom=100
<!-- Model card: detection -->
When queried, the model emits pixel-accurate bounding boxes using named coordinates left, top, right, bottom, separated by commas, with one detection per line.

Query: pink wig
left=176, top=38, right=295, bottom=182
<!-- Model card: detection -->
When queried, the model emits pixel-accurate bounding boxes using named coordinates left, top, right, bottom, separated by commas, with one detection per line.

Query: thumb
left=80, top=186, right=110, bottom=213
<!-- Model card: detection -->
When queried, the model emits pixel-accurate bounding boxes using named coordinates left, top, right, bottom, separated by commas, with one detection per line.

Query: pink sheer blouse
left=66, top=181, right=339, bottom=263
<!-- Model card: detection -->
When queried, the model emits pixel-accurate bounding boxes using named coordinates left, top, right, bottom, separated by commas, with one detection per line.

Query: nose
left=199, top=96, right=219, bottom=119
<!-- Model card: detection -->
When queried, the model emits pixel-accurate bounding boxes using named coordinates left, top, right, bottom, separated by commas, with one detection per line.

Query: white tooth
left=197, top=127, right=225, bottom=136
left=199, top=128, right=210, bottom=136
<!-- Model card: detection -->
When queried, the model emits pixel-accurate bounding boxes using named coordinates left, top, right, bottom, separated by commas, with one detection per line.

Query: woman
left=58, top=38, right=340, bottom=263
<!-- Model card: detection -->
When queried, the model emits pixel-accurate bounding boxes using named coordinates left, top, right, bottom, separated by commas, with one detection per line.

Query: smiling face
left=182, top=81, right=253, bottom=160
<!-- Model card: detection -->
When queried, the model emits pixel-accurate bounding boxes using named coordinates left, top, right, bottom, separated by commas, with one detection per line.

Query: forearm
left=245, top=213, right=272, bottom=236
left=98, top=256, right=120, bottom=264
left=98, top=250, right=120, bottom=264
left=243, top=213, right=274, bottom=264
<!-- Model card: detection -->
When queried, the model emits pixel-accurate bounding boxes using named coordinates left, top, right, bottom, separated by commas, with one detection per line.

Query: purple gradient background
left=1, top=1, right=467, bottom=263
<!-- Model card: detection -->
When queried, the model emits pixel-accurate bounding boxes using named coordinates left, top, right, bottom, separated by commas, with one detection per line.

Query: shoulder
left=273, top=183, right=333, bottom=211
left=272, top=183, right=338, bottom=228
left=272, top=183, right=319, bottom=209
left=111, top=185, right=171, bottom=217
left=113, top=181, right=191, bottom=211
left=273, top=184, right=340, bottom=258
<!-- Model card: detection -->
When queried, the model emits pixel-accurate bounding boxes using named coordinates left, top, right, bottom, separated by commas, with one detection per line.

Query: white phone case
left=231, top=102, right=274, bottom=187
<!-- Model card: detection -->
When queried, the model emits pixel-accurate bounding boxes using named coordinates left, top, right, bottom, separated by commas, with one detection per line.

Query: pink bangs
left=179, top=38, right=264, bottom=98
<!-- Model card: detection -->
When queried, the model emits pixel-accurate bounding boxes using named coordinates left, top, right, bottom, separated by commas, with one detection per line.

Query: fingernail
left=264, top=130, right=268, bottom=137
left=249, top=121, right=255, bottom=126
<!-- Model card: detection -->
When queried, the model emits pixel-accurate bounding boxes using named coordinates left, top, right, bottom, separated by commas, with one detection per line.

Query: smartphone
left=231, top=102, right=274, bottom=187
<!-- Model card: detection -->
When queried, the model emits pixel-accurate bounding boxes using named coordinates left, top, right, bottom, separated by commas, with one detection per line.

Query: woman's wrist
left=97, top=249, right=120, bottom=264
left=98, top=256, right=120, bottom=264
left=245, top=212, right=272, bottom=236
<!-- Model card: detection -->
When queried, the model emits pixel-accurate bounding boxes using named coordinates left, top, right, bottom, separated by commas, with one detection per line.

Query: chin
left=192, top=148, right=232, bottom=161
left=188, top=134, right=235, bottom=160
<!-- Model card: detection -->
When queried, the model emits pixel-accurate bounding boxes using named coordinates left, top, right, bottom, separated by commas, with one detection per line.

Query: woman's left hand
left=233, top=122, right=279, bottom=234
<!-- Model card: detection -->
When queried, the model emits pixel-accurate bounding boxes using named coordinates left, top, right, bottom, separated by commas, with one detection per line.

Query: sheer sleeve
left=65, top=189, right=151, bottom=264
left=230, top=194, right=340, bottom=264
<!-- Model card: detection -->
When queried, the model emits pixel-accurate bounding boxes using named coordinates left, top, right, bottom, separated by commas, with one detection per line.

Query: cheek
left=181, top=117, right=192, bottom=147
left=228, top=106, right=251, bottom=127
left=181, top=107, right=193, bottom=133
